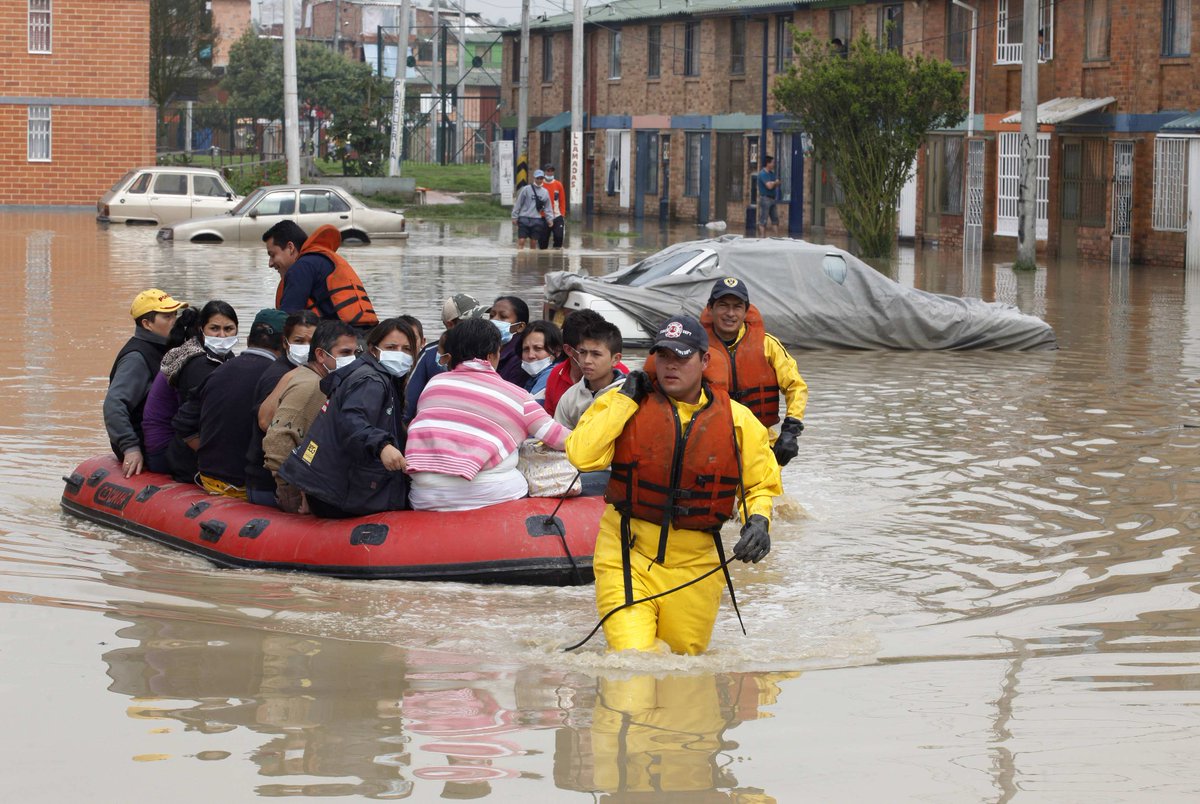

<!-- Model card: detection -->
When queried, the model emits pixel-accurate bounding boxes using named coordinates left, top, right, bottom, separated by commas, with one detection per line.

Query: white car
left=98, top=167, right=240, bottom=225
left=157, top=184, right=407, bottom=244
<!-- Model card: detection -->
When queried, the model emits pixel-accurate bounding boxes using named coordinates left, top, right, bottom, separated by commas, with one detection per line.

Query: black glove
left=618, top=370, right=652, bottom=404
left=772, top=417, right=803, bottom=467
left=733, top=514, right=771, bottom=563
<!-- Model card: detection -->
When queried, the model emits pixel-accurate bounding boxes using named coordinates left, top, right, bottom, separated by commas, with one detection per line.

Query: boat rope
left=544, top=473, right=584, bottom=585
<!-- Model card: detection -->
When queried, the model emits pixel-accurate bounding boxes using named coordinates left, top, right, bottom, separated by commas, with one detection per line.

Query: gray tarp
left=544, top=237, right=1058, bottom=351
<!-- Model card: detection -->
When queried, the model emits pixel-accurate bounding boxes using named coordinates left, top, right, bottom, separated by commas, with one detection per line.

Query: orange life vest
left=605, top=380, right=742, bottom=548
left=700, top=304, right=781, bottom=427
left=274, top=224, right=378, bottom=327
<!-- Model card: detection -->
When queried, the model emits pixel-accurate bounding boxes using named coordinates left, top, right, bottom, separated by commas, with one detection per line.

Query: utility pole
left=457, top=1, right=466, bottom=165
left=569, top=0, right=583, bottom=219
left=1015, top=0, right=1039, bottom=270
left=517, top=0, right=530, bottom=185
left=441, top=22, right=449, bottom=164
left=432, top=1, right=441, bottom=166
left=282, top=0, right=301, bottom=183
left=333, top=0, right=342, bottom=54
left=388, top=0, right=412, bottom=176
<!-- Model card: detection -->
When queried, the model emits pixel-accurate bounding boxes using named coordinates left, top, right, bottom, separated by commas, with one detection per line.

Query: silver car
left=157, top=184, right=408, bottom=244
left=98, top=167, right=240, bottom=225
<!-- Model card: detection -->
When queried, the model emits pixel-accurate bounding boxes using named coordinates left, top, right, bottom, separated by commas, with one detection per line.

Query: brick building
left=0, top=0, right=155, bottom=206
left=506, top=0, right=1200, bottom=268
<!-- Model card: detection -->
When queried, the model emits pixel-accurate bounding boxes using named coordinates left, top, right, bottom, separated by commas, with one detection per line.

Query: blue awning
left=535, top=111, right=586, bottom=132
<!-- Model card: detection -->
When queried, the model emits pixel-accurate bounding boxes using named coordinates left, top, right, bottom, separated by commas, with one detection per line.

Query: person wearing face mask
left=181, top=309, right=287, bottom=499
left=490, top=295, right=530, bottom=388
left=279, top=318, right=415, bottom=517
left=406, top=318, right=572, bottom=511
left=404, top=294, right=489, bottom=425
left=166, top=301, right=239, bottom=483
left=520, top=320, right=565, bottom=407
left=258, top=320, right=359, bottom=512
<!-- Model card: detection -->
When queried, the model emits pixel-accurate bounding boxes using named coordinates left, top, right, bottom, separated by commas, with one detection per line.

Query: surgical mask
left=492, top=319, right=514, bottom=344
left=334, top=354, right=357, bottom=371
left=205, top=335, right=237, bottom=355
left=287, top=343, right=309, bottom=366
left=378, top=350, right=413, bottom=378
left=436, top=351, right=449, bottom=368
left=522, top=356, right=554, bottom=376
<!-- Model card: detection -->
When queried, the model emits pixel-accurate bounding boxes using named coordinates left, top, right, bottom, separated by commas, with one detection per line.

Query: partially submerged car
left=98, top=167, right=240, bottom=225
left=544, top=236, right=1058, bottom=351
left=157, top=184, right=407, bottom=244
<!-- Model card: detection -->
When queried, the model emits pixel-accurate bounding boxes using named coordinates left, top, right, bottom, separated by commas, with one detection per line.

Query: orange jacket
left=542, top=177, right=567, bottom=217
left=275, top=225, right=378, bottom=328
left=605, top=382, right=741, bottom=543
left=700, top=304, right=781, bottom=427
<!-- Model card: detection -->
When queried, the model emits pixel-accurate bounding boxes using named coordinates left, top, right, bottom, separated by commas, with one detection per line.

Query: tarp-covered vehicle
left=544, top=237, right=1057, bottom=351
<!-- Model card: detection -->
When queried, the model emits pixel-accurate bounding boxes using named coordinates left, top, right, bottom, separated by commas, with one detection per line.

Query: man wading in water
left=566, top=315, right=782, bottom=655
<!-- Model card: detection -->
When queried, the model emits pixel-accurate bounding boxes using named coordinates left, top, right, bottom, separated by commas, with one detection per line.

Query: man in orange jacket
left=263, top=219, right=378, bottom=330
left=542, top=164, right=567, bottom=248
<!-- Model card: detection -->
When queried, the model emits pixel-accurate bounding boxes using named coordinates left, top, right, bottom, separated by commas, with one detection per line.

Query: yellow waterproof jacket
left=719, top=322, right=809, bottom=424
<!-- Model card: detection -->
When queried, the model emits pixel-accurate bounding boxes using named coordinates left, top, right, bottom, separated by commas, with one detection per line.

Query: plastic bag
left=518, top=440, right=581, bottom=498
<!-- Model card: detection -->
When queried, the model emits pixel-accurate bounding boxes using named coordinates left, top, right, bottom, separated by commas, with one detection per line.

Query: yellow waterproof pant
left=593, top=507, right=725, bottom=655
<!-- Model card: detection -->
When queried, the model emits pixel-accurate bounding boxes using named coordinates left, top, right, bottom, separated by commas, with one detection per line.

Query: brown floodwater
left=2, top=211, right=1199, bottom=801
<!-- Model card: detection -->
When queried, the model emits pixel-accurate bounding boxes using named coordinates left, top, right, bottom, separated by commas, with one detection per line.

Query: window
left=684, top=21, right=700, bottom=76
left=830, top=8, right=850, bottom=56
left=879, top=4, right=903, bottom=51
left=1060, top=139, right=1107, bottom=227
left=1084, top=0, right=1110, bottom=59
left=775, top=15, right=794, bottom=70
left=941, top=136, right=964, bottom=215
left=997, top=0, right=1054, bottom=63
left=127, top=173, right=152, bottom=194
left=27, top=105, right=50, bottom=161
left=541, top=35, right=554, bottom=83
left=996, top=131, right=1049, bottom=238
left=28, top=0, right=51, bottom=54
left=685, top=132, right=703, bottom=196
left=609, top=29, right=622, bottom=78
left=252, top=191, right=296, bottom=217
left=300, top=189, right=350, bottom=214
left=774, top=132, right=793, bottom=202
left=947, top=3, right=970, bottom=65
left=647, top=25, right=662, bottom=77
left=153, top=174, right=187, bottom=195
left=1163, top=0, right=1191, bottom=56
left=647, top=132, right=660, bottom=194
left=510, top=36, right=521, bottom=82
left=731, top=19, right=746, bottom=74
left=193, top=175, right=228, bottom=197
left=605, top=131, right=623, bottom=195
left=1153, top=137, right=1188, bottom=230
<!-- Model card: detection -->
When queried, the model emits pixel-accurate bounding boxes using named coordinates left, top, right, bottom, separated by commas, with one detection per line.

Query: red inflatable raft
left=61, top=455, right=602, bottom=585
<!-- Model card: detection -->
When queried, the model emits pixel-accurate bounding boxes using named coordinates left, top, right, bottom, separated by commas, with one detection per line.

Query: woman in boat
left=278, top=317, right=417, bottom=518
left=406, top=317, right=571, bottom=511
left=489, top=295, right=530, bottom=387
left=520, top=320, right=564, bottom=407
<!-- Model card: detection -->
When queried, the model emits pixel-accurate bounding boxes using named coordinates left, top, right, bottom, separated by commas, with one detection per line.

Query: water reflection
left=101, top=610, right=793, bottom=799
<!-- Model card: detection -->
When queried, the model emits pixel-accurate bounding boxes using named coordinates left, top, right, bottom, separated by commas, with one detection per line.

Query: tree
left=773, top=32, right=965, bottom=258
left=149, top=0, right=215, bottom=111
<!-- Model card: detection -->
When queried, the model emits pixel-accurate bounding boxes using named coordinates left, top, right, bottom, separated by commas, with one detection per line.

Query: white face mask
left=492, top=319, right=514, bottom=344
left=334, top=354, right=357, bottom=371
left=378, top=350, right=413, bottom=378
left=522, top=356, right=554, bottom=376
left=205, top=335, right=237, bottom=355
left=287, top=343, right=309, bottom=366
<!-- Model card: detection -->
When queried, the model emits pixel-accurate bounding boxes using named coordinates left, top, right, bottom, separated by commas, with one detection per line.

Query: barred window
left=27, top=105, right=51, bottom=162
left=996, top=131, right=1048, bottom=238
left=1152, top=137, right=1188, bottom=231
left=28, top=0, right=51, bottom=54
left=685, top=132, right=703, bottom=197
left=997, top=0, right=1054, bottom=64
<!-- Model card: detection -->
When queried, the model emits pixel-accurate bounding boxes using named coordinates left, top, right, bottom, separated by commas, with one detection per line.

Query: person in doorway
left=520, top=320, right=565, bottom=406
left=756, top=155, right=780, bottom=237
left=489, top=295, right=531, bottom=386
left=263, top=220, right=379, bottom=330
left=701, top=277, right=808, bottom=467
left=566, top=315, right=781, bottom=655
left=511, top=170, right=554, bottom=250
left=404, top=294, right=489, bottom=424
left=105, top=289, right=187, bottom=478
left=542, top=164, right=567, bottom=248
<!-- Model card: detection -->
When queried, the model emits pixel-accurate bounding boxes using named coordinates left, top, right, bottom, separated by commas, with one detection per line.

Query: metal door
left=1060, top=139, right=1082, bottom=259
left=634, top=131, right=652, bottom=219
left=924, top=138, right=943, bottom=238
left=1189, top=139, right=1200, bottom=270
left=898, top=160, right=917, bottom=239
left=1111, top=140, right=1133, bottom=264
left=713, top=133, right=744, bottom=223
left=619, top=131, right=632, bottom=209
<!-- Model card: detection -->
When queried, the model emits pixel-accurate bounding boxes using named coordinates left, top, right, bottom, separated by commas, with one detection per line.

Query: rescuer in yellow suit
left=566, top=315, right=782, bottom=655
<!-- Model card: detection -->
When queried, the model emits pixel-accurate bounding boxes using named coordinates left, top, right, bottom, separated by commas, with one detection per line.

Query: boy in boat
left=554, top=320, right=626, bottom=428
left=105, top=289, right=187, bottom=478
left=566, top=315, right=782, bottom=655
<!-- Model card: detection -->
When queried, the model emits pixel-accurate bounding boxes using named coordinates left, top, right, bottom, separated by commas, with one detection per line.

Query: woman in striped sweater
left=406, top=318, right=571, bottom=511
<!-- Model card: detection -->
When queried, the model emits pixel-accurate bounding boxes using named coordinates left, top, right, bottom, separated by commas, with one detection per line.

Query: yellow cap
left=130, top=289, right=186, bottom=319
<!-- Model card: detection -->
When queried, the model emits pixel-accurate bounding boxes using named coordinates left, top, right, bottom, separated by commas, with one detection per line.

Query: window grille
left=27, top=105, right=51, bottom=162
left=1152, top=137, right=1188, bottom=231
left=997, top=0, right=1053, bottom=64
left=995, top=131, right=1048, bottom=238
left=28, top=0, right=51, bottom=54
left=685, top=133, right=702, bottom=197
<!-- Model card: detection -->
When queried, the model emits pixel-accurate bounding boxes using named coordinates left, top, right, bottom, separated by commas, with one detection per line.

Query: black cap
left=649, top=314, right=708, bottom=357
left=708, top=276, right=750, bottom=304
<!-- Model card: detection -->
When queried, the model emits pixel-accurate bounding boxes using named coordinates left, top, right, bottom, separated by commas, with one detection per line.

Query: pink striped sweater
left=406, top=359, right=570, bottom=479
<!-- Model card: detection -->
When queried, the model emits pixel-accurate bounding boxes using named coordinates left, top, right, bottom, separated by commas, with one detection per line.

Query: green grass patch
left=310, top=160, right=491, bottom=192
left=596, top=230, right=633, bottom=238
left=408, top=198, right=510, bottom=220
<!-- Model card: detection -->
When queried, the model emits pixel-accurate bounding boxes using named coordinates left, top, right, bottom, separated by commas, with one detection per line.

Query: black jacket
left=244, top=356, right=295, bottom=494
left=278, top=353, right=408, bottom=515
left=105, top=330, right=168, bottom=460
left=168, top=348, right=232, bottom=482
left=194, top=349, right=278, bottom=487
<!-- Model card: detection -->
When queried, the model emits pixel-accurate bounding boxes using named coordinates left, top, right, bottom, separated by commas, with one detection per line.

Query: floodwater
left=2, top=211, right=1199, bottom=801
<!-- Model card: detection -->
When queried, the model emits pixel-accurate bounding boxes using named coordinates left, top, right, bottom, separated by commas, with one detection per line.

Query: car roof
left=127, top=166, right=225, bottom=176
left=253, top=184, right=346, bottom=192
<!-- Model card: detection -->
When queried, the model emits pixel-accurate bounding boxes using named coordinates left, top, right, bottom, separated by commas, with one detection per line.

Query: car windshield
left=612, top=250, right=714, bottom=286
left=229, top=189, right=265, bottom=216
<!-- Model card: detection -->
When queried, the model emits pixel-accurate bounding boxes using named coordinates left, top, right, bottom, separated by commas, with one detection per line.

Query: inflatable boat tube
left=61, top=455, right=602, bottom=585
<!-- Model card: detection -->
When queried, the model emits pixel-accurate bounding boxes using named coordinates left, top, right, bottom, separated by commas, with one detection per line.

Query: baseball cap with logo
left=650, top=314, right=709, bottom=358
left=708, top=276, right=750, bottom=304
left=441, top=293, right=489, bottom=323
left=130, top=289, right=186, bottom=319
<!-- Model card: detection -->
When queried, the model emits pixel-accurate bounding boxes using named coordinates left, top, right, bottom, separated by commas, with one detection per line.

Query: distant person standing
left=511, top=170, right=554, bottom=251
left=542, top=164, right=567, bottom=248
left=756, top=156, right=780, bottom=237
